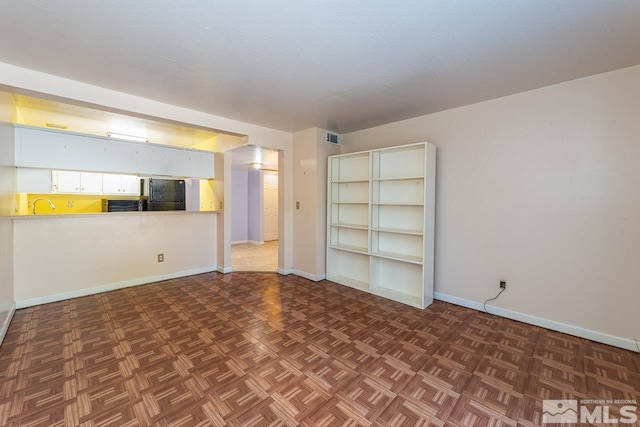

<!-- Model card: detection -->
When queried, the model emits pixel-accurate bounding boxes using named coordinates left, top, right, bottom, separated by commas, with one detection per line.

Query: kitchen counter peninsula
left=10, top=210, right=218, bottom=308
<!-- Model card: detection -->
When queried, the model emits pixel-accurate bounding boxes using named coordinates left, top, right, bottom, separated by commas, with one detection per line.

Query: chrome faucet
left=32, top=198, right=56, bottom=215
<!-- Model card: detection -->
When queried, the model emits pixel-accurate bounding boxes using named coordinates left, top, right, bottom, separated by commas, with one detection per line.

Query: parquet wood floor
left=0, top=272, right=638, bottom=426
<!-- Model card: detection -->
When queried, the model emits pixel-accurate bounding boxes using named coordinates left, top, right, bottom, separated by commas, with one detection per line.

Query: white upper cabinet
left=9, top=124, right=214, bottom=178
left=135, top=143, right=214, bottom=178
left=16, top=168, right=52, bottom=193
left=102, top=173, right=140, bottom=195
left=52, top=171, right=103, bottom=194
left=15, top=127, right=137, bottom=173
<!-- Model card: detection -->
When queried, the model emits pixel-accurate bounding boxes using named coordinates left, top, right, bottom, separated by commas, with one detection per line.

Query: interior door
left=263, top=173, right=278, bottom=241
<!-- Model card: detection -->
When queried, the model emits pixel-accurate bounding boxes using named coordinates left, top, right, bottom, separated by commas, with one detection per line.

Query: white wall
left=231, top=170, right=249, bottom=242
left=316, top=131, right=341, bottom=274
left=230, top=169, right=264, bottom=244
left=0, top=95, right=16, bottom=343
left=215, top=153, right=230, bottom=272
left=293, top=128, right=320, bottom=277
left=0, top=218, right=14, bottom=343
left=13, top=212, right=217, bottom=306
left=247, top=169, right=264, bottom=243
left=292, top=127, right=340, bottom=279
left=342, top=65, right=640, bottom=347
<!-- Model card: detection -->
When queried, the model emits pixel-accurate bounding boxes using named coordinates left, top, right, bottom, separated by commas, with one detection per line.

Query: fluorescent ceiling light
left=107, top=132, right=148, bottom=143
left=46, top=122, right=68, bottom=129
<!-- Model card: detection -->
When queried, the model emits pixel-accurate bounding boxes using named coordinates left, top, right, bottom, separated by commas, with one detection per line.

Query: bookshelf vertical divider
left=326, top=142, right=436, bottom=309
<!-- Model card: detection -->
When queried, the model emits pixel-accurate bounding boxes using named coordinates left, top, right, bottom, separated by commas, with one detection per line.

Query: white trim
left=0, top=303, right=16, bottom=345
left=231, top=240, right=264, bottom=245
left=433, top=292, right=639, bottom=352
left=16, top=267, right=218, bottom=309
left=293, top=270, right=326, bottom=282
left=217, top=266, right=232, bottom=274
left=277, top=268, right=293, bottom=275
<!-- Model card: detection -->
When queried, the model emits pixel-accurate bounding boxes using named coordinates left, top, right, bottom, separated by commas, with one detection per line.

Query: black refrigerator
left=143, top=178, right=186, bottom=211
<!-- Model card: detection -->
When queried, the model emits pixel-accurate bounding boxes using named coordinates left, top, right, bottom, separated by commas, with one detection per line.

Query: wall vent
left=326, top=132, right=341, bottom=145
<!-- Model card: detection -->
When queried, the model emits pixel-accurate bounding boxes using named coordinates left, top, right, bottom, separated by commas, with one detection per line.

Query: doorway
left=228, top=145, right=279, bottom=272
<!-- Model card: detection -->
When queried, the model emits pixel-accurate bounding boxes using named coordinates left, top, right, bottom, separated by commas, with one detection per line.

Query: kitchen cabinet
left=52, top=170, right=103, bottom=194
left=5, top=123, right=215, bottom=178
left=326, top=142, right=436, bottom=309
left=135, top=143, right=214, bottom=178
left=15, top=126, right=137, bottom=173
left=102, top=173, right=140, bottom=195
left=16, top=168, right=52, bottom=193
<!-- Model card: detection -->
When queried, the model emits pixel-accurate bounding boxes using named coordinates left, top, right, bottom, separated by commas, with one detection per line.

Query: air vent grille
left=326, top=132, right=341, bottom=145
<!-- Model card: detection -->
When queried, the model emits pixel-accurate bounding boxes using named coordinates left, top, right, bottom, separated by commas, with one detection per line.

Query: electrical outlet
left=68, top=201, right=74, bottom=208
left=296, top=201, right=300, bottom=209
left=158, top=253, right=164, bottom=263
left=500, top=281, right=506, bottom=290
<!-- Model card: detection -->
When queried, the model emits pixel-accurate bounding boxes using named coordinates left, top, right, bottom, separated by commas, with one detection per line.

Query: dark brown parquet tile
left=0, top=271, right=638, bottom=425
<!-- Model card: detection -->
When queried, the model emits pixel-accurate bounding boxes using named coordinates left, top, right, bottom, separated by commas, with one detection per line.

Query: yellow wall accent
left=15, top=193, right=28, bottom=216
left=199, top=179, right=218, bottom=211
left=0, top=91, right=15, bottom=122
left=193, top=135, right=218, bottom=152
left=23, top=194, right=140, bottom=215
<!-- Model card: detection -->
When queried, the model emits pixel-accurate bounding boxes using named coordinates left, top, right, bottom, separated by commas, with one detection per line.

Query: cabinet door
left=136, top=143, right=214, bottom=178
left=187, top=151, right=215, bottom=179
left=135, top=144, right=172, bottom=176
left=120, top=175, right=141, bottom=195
left=55, top=171, right=81, bottom=193
left=16, top=168, right=52, bottom=193
left=16, top=127, right=138, bottom=173
left=102, top=174, right=122, bottom=194
left=80, top=172, right=103, bottom=193
left=17, top=128, right=98, bottom=170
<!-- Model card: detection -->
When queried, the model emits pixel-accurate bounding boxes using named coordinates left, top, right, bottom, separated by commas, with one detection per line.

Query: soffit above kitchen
left=8, top=92, right=221, bottom=150
left=0, top=1, right=639, bottom=134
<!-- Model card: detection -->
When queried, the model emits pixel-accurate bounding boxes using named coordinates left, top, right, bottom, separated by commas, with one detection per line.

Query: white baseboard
left=277, top=268, right=293, bottom=275
left=217, top=266, right=232, bottom=274
left=293, top=270, right=326, bottom=282
left=15, top=267, right=218, bottom=309
left=231, top=240, right=248, bottom=245
left=0, top=303, right=16, bottom=345
left=248, top=240, right=264, bottom=245
left=433, top=292, right=639, bottom=352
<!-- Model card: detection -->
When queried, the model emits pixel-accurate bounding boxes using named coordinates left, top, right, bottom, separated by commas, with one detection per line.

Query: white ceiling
left=0, top=1, right=639, bottom=134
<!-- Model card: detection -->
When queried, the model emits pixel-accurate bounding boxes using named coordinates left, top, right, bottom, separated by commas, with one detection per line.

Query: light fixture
left=251, top=162, right=263, bottom=169
left=46, top=122, right=68, bottom=130
left=106, top=132, right=148, bottom=143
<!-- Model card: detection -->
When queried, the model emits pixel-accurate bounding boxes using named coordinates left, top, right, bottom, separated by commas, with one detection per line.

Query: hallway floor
left=231, top=240, right=278, bottom=272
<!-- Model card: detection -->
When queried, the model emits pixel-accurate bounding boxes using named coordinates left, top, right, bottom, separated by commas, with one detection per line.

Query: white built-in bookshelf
left=326, top=142, right=436, bottom=308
